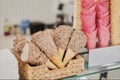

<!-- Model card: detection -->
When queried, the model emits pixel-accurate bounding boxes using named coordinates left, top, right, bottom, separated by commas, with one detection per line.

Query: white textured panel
left=89, top=46, right=120, bottom=68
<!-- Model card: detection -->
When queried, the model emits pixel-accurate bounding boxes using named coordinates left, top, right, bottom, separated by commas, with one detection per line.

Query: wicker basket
left=12, top=49, right=84, bottom=79
left=110, top=0, right=120, bottom=45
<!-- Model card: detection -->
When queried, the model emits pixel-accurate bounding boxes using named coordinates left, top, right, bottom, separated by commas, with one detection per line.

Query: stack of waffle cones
left=75, top=0, right=82, bottom=30
left=110, top=0, right=120, bottom=45
left=81, top=0, right=97, bottom=49
left=96, top=0, right=110, bottom=47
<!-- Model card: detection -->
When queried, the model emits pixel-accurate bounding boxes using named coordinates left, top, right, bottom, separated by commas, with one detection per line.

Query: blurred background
left=0, top=0, right=120, bottom=79
left=0, top=0, right=74, bottom=36
left=0, top=0, right=75, bottom=49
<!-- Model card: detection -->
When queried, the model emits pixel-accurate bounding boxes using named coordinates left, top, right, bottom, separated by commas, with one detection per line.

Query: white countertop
left=0, top=36, right=29, bottom=79
left=0, top=35, right=31, bottom=49
left=0, top=49, right=19, bottom=79
left=0, top=35, right=30, bottom=80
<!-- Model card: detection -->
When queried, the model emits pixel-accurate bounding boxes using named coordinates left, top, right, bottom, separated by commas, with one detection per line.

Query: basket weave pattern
left=12, top=49, right=84, bottom=79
